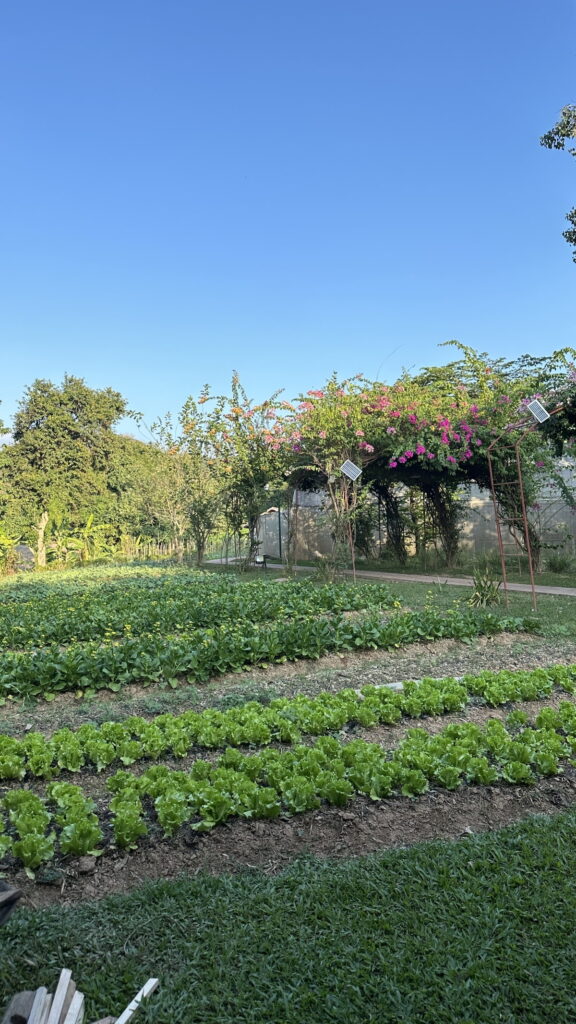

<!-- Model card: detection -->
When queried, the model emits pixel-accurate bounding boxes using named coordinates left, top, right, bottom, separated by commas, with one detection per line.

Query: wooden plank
left=37, top=995, right=54, bottom=1024
left=27, top=989, right=49, bottom=1024
left=114, top=980, right=159, bottom=1024
left=61, top=981, right=77, bottom=1022
left=46, top=970, right=73, bottom=1024
left=1, top=990, right=35, bottom=1024
left=62, top=992, right=84, bottom=1024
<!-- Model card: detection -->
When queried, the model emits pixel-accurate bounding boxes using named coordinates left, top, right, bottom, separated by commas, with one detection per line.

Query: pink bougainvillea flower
left=386, top=426, right=397, bottom=435
left=427, top=452, right=436, bottom=459
left=416, top=445, right=426, bottom=455
left=464, top=450, right=473, bottom=458
left=355, top=429, right=365, bottom=436
left=390, top=410, right=401, bottom=418
left=404, top=450, right=414, bottom=458
left=441, top=433, right=449, bottom=444
left=398, top=456, right=407, bottom=464
left=408, top=414, right=418, bottom=424
left=452, top=432, right=460, bottom=442
left=535, top=460, right=545, bottom=467
left=318, top=430, right=327, bottom=439
left=359, top=441, right=375, bottom=453
left=389, top=460, right=398, bottom=468
left=475, top=438, right=482, bottom=445
left=447, top=455, right=457, bottom=463
left=307, top=390, right=325, bottom=398
left=340, top=409, right=350, bottom=418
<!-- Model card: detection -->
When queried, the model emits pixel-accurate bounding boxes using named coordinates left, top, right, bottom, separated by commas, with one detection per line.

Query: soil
left=12, top=770, right=576, bottom=910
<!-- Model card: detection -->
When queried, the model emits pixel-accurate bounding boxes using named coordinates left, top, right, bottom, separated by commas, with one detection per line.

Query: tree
left=150, top=398, right=226, bottom=564
left=0, top=376, right=128, bottom=565
left=541, top=105, right=576, bottom=261
left=179, top=374, right=287, bottom=561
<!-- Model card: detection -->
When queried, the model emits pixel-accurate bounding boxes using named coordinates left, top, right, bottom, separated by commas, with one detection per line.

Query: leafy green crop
left=4, top=706, right=576, bottom=873
left=2, top=663, right=574, bottom=782
left=0, top=572, right=400, bottom=651
left=99, top=713, right=576, bottom=846
left=0, top=603, right=527, bottom=702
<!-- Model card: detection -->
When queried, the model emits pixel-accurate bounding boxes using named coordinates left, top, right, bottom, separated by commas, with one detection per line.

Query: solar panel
left=340, top=459, right=362, bottom=481
left=526, top=400, right=550, bottom=423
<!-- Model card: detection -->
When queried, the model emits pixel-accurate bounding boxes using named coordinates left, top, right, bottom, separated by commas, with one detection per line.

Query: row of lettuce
left=0, top=606, right=528, bottom=700
left=3, top=705, right=576, bottom=872
left=0, top=573, right=402, bottom=650
left=1, top=665, right=574, bottom=782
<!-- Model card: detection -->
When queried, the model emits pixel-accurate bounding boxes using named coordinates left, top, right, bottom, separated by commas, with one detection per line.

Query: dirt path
left=206, top=559, right=576, bottom=596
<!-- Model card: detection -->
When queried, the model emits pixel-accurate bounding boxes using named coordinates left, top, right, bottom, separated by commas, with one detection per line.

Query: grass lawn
left=2, top=809, right=576, bottom=1023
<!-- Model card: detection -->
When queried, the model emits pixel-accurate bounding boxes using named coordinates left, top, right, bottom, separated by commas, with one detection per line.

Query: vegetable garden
left=2, top=562, right=576, bottom=1022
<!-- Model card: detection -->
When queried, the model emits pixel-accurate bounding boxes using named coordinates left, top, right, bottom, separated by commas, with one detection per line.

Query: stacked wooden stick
left=1, top=971, right=159, bottom=1024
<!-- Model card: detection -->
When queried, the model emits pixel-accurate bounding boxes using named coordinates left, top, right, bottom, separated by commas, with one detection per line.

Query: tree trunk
left=408, top=490, right=424, bottom=558
left=423, top=483, right=461, bottom=568
left=194, top=536, right=206, bottom=566
left=377, top=484, right=407, bottom=565
left=35, top=510, right=49, bottom=568
left=248, top=512, right=260, bottom=560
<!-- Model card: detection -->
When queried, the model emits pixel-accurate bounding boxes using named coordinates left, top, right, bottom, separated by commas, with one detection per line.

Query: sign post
left=340, top=460, right=362, bottom=581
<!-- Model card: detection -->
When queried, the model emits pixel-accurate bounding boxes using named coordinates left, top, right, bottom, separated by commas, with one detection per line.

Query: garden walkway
left=205, top=559, right=576, bottom=596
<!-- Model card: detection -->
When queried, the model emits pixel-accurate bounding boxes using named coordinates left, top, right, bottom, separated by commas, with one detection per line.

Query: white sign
left=526, top=400, right=550, bottom=423
left=340, top=459, right=362, bottom=481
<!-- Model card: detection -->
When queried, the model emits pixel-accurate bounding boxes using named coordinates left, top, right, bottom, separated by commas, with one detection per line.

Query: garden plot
left=2, top=565, right=576, bottom=909
left=4, top=659, right=576, bottom=904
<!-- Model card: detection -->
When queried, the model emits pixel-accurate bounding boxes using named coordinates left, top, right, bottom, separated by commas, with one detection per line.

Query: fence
left=256, top=479, right=576, bottom=564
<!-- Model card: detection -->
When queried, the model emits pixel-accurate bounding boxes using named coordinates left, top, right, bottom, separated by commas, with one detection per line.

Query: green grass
left=389, top=581, right=576, bottom=639
left=3, top=810, right=576, bottom=1022
left=262, top=553, right=576, bottom=587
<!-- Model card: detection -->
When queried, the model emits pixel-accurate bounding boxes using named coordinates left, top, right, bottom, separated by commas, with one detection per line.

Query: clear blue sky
left=1, top=0, right=574, bottom=437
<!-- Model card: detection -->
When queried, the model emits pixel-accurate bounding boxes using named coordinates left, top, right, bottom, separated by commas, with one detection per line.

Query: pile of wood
left=1, top=971, right=159, bottom=1024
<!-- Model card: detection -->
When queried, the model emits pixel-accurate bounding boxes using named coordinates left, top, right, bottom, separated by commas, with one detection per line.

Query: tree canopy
left=541, top=105, right=576, bottom=262
left=1, top=349, right=575, bottom=570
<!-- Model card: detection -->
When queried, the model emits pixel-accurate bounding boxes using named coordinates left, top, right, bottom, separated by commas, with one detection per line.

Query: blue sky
left=1, top=0, right=574, bottom=437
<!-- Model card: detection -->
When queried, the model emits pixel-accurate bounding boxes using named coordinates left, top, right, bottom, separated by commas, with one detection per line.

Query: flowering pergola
left=171, top=346, right=576, bottom=568
left=259, top=349, right=576, bottom=566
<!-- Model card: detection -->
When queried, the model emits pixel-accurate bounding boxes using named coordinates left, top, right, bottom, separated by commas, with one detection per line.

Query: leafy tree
left=1, top=376, right=128, bottom=565
left=179, top=374, right=287, bottom=560
left=541, top=105, right=576, bottom=261
left=150, top=398, right=225, bottom=564
left=105, top=433, right=168, bottom=540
